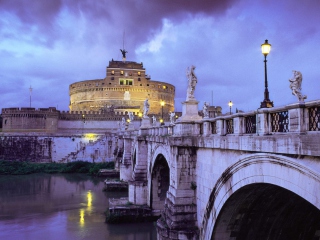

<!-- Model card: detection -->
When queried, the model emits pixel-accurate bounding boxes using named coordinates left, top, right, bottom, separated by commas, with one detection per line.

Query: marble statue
left=289, top=70, right=307, bottom=102
left=121, top=117, right=126, bottom=128
left=152, top=115, right=157, bottom=126
left=186, top=65, right=197, bottom=100
left=143, top=99, right=150, bottom=117
left=203, top=102, right=209, bottom=118
left=128, top=112, right=134, bottom=122
left=169, top=112, right=175, bottom=124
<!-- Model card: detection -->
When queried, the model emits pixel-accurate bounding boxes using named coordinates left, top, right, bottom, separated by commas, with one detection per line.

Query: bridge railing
left=200, top=100, right=320, bottom=136
left=133, top=100, right=320, bottom=137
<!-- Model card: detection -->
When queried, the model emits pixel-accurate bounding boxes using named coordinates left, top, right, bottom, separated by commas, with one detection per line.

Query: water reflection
left=0, top=174, right=157, bottom=240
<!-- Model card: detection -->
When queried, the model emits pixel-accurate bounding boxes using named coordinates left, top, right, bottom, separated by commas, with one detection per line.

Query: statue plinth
left=140, top=117, right=151, bottom=128
left=176, top=100, right=202, bottom=122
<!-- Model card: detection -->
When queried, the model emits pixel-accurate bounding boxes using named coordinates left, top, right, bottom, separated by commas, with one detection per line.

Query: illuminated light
left=138, top=112, right=142, bottom=118
left=228, top=101, right=233, bottom=107
left=84, top=133, right=96, bottom=140
left=127, top=118, right=130, bottom=123
left=160, top=100, right=165, bottom=107
left=87, top=191, right=92, bottom=207
left=80, top=209, right=85, bottom=226
left=261, top=39, right=271, bottom=56
left=160, top=119, right=164, bottom=123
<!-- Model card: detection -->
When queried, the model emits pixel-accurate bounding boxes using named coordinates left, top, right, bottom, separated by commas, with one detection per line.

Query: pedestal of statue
left=176, top=99, right=202, bottom=122
left=140, top=117, right=151, bottom=128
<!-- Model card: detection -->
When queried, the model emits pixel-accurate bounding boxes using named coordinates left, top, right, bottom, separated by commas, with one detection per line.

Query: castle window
left=129, top=72, right=132, bottom=76
left=119, top=79, right=133, bottom=85
left=120, top=71, right=124, bottom=75
left=137, top=72, right=141, bottom=76
left=111, top=77, right=114, bottom=80
left=147, top=84, right=149, bottom=86
left=163, top=85, right=167, bottom=89
left=111, top=70, right=115, bottom=75
left=138, top=78, right=141, bottom=81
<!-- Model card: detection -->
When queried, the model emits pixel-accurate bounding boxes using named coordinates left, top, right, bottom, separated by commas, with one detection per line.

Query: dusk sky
left=1, top=0, right=319, bottom=113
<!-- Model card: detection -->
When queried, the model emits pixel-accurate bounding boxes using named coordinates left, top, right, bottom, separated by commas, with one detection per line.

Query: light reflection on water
left=0, top=173, right=157, bottom=240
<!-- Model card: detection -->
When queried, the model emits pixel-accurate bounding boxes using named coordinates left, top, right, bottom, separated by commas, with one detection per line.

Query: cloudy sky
left=1, top=0, right=319, bottom=113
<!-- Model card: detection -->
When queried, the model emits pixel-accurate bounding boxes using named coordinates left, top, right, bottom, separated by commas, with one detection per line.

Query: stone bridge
left=113, top=100, right=320, bottom=239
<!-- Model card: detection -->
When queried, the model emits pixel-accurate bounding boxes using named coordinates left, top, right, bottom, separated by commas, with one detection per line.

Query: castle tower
left=69, top=58, right=175, bottom=117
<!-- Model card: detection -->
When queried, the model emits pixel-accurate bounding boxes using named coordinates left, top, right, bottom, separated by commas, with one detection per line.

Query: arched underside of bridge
left=201, top=154, right=320, bottom=240
left=151, top=154, right=170, bottom=211
left=211, top=183, right=320, bottom=240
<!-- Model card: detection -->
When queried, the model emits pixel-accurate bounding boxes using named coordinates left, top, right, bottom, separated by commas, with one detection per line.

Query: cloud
left=0, top=0, right=319, bottom=114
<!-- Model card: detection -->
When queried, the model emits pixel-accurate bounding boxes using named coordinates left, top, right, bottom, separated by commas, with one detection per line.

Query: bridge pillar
left=256, top=110, right=270, bottom=135
left=120, top=136, right=133, bottom=181
left=288, top=103, right=307, bottom=133
left=157, top=146, right=199, bottom=240
left=129, top=139, right=148, bottom=205
left=202, top=121, right=211, bottom=136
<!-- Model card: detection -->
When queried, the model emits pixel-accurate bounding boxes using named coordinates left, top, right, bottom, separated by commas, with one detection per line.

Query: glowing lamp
left=261, top=39, right=271, bottom=56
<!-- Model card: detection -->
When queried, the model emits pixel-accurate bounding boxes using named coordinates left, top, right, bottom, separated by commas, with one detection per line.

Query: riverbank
left=0, top=160, right=114, bottom=175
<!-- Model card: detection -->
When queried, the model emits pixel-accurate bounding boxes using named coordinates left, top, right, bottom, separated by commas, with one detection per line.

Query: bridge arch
left=148, top=144, right=171, bottom=210
left=201, top=153, right=320, bottom=239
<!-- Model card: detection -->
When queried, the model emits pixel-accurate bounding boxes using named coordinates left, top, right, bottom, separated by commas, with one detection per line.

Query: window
left=120, top=71, right=124, bottom=75
left=138, top=78, right=141, bottom=81
left=111, top=70, right=115, bottom=75
left=111, top=77, right=114, bottom=80
left=119, top=79, right=133, bottom=85
left=163, top=85, right=167, bottom=89
left=137, top=71, right=141, bottom=76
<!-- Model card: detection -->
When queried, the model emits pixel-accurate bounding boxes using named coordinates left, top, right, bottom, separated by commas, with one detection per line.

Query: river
left=0, top=173, right=157, bottom=240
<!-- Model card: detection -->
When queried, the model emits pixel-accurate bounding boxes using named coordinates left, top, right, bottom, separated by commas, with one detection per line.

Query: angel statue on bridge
left=143, top=99, right=150, bottom=117
left=289, top=70, right=307, bottom=102
left=186, top=65, right=197, bottom=101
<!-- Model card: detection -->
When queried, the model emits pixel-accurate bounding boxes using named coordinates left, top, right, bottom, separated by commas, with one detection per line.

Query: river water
left=0, top=173, right=157, bottom=240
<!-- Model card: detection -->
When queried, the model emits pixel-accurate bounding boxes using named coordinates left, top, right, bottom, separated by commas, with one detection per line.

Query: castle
left=1, top=56, right=176, bottom=133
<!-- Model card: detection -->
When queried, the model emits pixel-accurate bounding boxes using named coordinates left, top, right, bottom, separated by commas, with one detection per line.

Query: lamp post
left=138, top=112, right=142, bottom=125
left=29, top=86, right=32, bottom=108
left=228, top=101, right=233, bottom=114
left=260, top=39, right=274, bottom=108
left=160, top=100, right=165, bottom=125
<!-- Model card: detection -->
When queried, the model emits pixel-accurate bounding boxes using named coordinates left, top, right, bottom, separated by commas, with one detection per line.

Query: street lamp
left=29, top=86, right=32, bottom=108
left=160, top=100, right=165, bottom=125
left=260, top=39, right=274, bottom=108
left=228, top=101, right=233, bottom=114
left=138, top=112, right=142, bottom=125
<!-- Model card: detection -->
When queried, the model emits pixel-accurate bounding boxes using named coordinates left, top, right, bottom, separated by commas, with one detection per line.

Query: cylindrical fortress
left=69, top=60, right=175, bottom=116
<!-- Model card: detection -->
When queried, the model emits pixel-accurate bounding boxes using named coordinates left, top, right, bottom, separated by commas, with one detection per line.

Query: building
left=69, top=59, right=175, bottom=116
left=1, top=57, right=178, bottom=133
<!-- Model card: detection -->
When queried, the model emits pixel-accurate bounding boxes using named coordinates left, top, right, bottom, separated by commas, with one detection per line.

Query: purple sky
left=1, top=0, right=319, bottom=113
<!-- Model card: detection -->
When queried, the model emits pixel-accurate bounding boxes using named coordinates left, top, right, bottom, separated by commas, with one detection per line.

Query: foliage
left=0, top=160, right=114, bottom=175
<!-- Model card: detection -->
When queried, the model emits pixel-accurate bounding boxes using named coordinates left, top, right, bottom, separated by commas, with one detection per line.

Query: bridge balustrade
left=309, top=106, right=320, bottom=131
left=226, top=119, right=234, bottom=134
left=197, top=101, right=320, bottom=137
left=271, top=110, right=289, bottom=133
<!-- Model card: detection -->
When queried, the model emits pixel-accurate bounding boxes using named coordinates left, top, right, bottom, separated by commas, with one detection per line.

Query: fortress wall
left=58, top=120, right=118, bottom=131
left=0, top=133, right=115, bottom=163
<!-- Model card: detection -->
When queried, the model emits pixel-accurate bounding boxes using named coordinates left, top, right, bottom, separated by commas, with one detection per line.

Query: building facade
left=69, top=60, right=175, bottom=116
